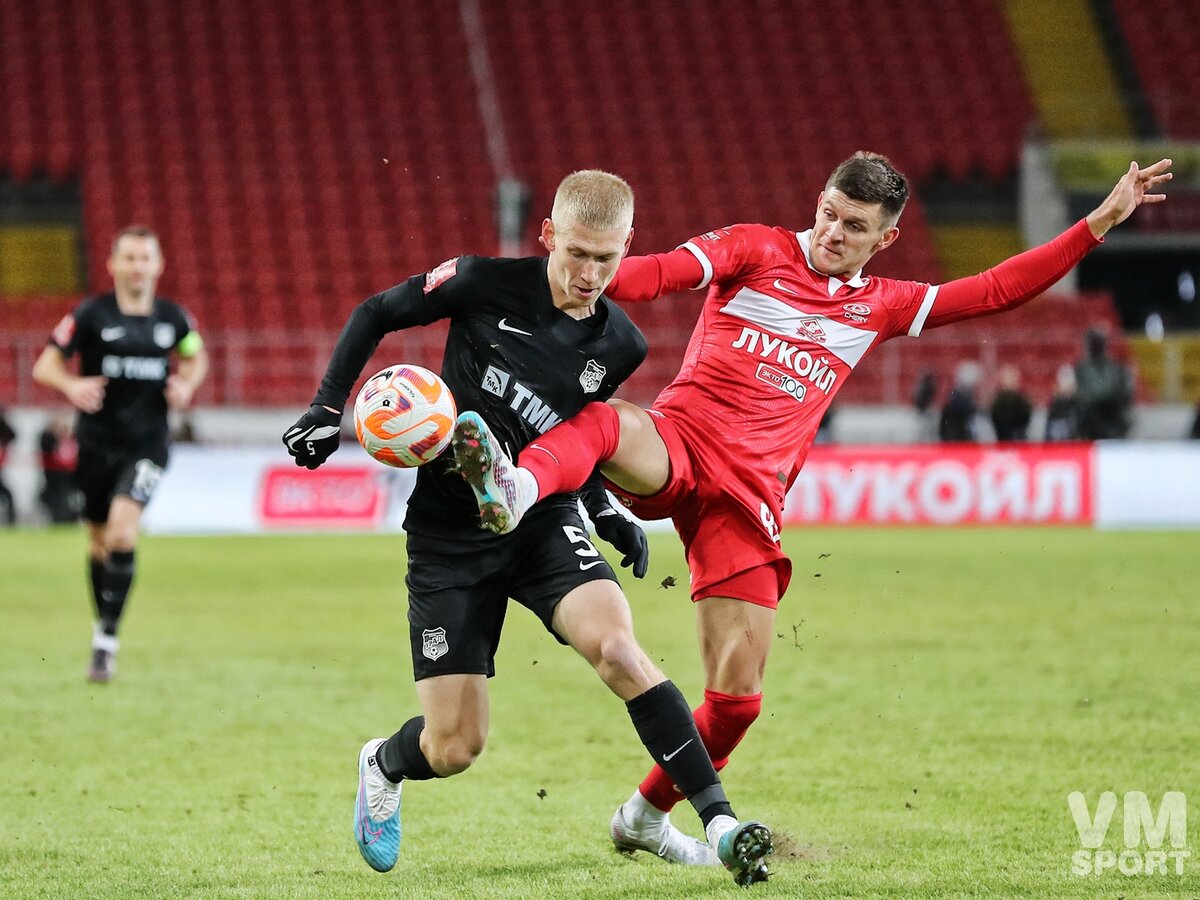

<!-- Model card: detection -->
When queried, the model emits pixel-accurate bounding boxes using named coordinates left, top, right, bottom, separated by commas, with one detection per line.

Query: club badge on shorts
left=422, top=627, right=449, bottom=661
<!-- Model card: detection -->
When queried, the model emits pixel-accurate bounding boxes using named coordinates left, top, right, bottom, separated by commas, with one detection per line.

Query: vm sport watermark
left=1069, top=791, right=1189, bottom=877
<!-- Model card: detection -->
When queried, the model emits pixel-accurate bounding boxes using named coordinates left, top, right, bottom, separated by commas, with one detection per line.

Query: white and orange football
left=353, top=364, right=457, bottom=468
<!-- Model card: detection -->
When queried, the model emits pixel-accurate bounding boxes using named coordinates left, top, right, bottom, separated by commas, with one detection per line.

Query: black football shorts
left=405, top=503, right=619, bottom=680
left=75, top=440, right=169, bottom=524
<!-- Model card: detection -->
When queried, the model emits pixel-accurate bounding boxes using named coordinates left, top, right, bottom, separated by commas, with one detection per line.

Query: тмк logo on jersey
left=482, top=365, right=511, bottom=397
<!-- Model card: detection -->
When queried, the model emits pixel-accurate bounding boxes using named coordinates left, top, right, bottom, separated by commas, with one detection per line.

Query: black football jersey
left=314, top=255, right=647, bottom=538
left=50, top=292, right=195, bottom=448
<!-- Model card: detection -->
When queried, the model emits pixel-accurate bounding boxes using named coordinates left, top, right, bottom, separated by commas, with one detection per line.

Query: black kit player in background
left=33, top=226, right=209, bottom=682
left=284, top=171, right=774, bottom=885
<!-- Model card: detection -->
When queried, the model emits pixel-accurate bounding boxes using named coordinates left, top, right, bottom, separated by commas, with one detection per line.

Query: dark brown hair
left=826, top=152, right=909, bottom=226
left=111, top=225, right=160, bottom=255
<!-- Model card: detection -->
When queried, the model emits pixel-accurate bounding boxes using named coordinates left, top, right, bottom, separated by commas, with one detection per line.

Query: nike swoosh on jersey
left=100, top=327, right=126, bottom=341
left=579, top=559, right=607, bottom=570
left=772, top=279, right=801, bottom=296
left=498, top=318, right=533, bottom=336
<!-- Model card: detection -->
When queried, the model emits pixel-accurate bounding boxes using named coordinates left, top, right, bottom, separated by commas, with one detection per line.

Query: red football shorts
left=603, top=410, right=792, bottom=608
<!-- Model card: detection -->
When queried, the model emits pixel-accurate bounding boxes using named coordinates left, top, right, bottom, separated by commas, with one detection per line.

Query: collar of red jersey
left=795, top=229, right=868, bottom=295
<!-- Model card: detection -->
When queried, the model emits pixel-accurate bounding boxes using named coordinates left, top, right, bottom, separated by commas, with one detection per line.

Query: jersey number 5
left=562, top=525, right=606, bottom=571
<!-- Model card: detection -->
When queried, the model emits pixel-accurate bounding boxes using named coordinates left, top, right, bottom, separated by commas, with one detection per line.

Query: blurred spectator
left=0, top=406, right=16, bottom=525
left=815, top=404, right=836, bottom=444
left=989, top=364, right=1033, bottom=442
left=1074, top=327, right=1133, bottom=439
left=174, top=413, right=200, bottom=444
left=939, top=361, right=982, bottom=442
left=912, top=369, right=938, bottom=442
left=1044, top=365, right=1081, bottom=441
left=1190, top=399, right=1200, bottom=439
left=39, top=414, right=81, bottom=524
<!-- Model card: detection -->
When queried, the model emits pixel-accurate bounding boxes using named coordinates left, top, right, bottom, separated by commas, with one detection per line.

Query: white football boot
left=610, top=790, right=718, bottom=866
left=87, top=626, right=118, bottom=683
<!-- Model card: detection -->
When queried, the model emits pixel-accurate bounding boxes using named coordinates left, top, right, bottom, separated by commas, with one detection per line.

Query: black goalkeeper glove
left=283, top=404, right=342, bottom=469
left=592, top=508, right=649, bottom=579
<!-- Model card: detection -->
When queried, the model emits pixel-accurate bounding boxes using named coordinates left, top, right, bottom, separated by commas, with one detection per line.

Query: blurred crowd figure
left=173, top=413, right=201, bottom=444
left=989, top=365, right=1033, bottom=442
left=1043, top=365, right=1081, bottom=441
left=938, top=361, right=984, bottom=442
left=926, top=325, right=1144, bottom=445
left=912, top=369, right=939, bottom=442
left=39, top=413, right=82, bottom=523
left=0, top=406, right=16, bottom=526
left=1073, top=326, right=1133, bottom=440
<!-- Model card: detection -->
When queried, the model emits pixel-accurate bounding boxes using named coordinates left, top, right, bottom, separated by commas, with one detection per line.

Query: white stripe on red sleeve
left=679, top=241, right=714, bottom=290
left=908, top=284, right=939, bottom=337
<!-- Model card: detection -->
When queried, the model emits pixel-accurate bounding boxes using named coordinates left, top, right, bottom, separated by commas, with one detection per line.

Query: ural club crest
left=154, top=323, right=176, bottom=348
left=422, top=627, right=449, bottom=661
left=796, top=317, right=827, bottom=342
left=579, top=359, right=606, bottom=394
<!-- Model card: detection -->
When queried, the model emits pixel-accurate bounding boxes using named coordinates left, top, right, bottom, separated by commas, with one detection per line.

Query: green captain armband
left=177, top=331, right=204, bottom=357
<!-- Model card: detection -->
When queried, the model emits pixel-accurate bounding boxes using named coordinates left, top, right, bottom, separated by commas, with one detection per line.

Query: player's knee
left=106, top=534, right=136, bottom=554
left=104, top=521, right=138, bottom=553
left=597, top=632, right=658, bottom=689
left=610, top=399, right=645, bottom=439
left=424, top=732, right=486, bottom=776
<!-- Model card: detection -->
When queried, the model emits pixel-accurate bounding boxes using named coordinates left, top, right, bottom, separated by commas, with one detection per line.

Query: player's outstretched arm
left=284, top=270, right=465, bottom=468
left=1085, top=158, right=1172, bottom=238
left=283, top=283, right=413, bottom=468
left=606, top=250, right=706, bottom=303
left=923, top=159, right=1173, bottom=331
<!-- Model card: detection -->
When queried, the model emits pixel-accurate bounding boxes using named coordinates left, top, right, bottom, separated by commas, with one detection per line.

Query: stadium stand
left=1109, top=0, right=1200, bottom=140
left=1, top=0, right=1136, bottom=410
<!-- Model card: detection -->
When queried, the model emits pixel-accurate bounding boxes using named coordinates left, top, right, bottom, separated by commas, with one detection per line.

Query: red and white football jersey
left=607, top=219, right=1099, bottom=492
left=639, top=224, right=931, bottom=487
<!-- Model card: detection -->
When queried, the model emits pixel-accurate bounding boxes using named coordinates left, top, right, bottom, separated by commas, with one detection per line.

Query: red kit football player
left=451, top=152, right=1172, bottom=861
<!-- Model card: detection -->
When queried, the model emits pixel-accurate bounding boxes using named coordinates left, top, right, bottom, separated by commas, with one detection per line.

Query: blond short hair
left=550, top=170, right=634, bottom=231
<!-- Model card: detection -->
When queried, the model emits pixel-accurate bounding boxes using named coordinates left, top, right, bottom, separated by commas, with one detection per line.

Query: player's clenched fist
left=283, top=404, right=342, bottom=469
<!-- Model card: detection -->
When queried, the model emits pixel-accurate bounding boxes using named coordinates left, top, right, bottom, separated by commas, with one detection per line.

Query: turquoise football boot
left=354, top=738, right=402, bottom=872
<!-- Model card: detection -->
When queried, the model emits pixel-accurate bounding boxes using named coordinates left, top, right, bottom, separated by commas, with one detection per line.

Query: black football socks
left=88, top=556, right=106, bottom=622
left=100, top=550, right=135, bottom=636
left=626, top=680, right=735, bottom=828
left=377, top=716, right=439, bottom=783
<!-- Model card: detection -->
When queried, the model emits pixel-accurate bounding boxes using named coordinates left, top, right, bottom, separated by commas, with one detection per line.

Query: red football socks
left=639, top=689, right=763, bottom=812
left=517, top=401, right=621, bottom=499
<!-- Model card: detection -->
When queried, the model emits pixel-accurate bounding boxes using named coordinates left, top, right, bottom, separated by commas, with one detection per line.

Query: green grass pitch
left=1, top=527, right=1197, bottom=898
